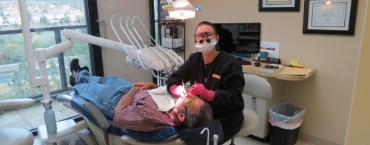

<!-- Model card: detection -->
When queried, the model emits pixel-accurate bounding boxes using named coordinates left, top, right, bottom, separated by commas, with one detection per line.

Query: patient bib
left=148, top=86, right=176, bottom=112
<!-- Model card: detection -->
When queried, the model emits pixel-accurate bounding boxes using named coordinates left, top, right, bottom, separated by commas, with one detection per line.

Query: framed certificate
left=259, top=0, right=300, bottom=11
left=303, top=0, right=358, bottom=35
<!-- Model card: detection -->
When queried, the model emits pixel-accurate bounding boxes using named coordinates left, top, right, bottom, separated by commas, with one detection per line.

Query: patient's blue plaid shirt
left=113, top=90, right=177, bottom=132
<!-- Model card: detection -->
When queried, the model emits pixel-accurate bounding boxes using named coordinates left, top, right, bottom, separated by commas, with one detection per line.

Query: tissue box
left=162, top=38, right=183, bottom=48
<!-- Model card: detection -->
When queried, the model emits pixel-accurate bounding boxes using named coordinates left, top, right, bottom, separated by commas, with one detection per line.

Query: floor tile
left=59, top=108, right=78, bottom=117
left=1, top=100, right=77, bottom=130
left=26, top=115, right=45, bottom=129
left=1, top=119, right=32, bottom=130
left=223, top=137, right=268, bottom=145
left=17, top=102, right=45, bottom=118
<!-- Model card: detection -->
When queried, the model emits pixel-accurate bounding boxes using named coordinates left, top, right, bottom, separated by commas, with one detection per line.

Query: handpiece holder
left=213, top=134, right=219, bottom=145
left=201, top=127, right=210, bottom=145
left=200, top=127, right=220, bottom=145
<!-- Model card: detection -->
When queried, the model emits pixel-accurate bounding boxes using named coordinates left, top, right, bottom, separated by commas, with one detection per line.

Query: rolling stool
left=229, top=108, right=259, bottom=145
left=229, top=74, right=263, bottom=145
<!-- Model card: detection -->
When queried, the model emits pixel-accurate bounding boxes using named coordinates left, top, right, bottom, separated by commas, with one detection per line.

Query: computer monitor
left=214, top=23, right=261, bottom=58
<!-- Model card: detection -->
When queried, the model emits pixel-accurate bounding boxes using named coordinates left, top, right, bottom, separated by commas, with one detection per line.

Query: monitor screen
left=214, top=23, right=261, bottom=56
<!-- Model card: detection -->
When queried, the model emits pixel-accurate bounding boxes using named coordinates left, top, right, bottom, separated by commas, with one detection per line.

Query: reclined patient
left=68, top=58, right=214, bottom=143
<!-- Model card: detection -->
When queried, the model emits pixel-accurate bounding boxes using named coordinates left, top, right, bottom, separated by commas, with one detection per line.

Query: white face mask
left=195, top=39, right=217, bottom=53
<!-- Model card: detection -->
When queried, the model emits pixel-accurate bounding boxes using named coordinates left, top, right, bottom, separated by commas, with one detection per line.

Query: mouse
left=254, top=61, right=261, bottom=67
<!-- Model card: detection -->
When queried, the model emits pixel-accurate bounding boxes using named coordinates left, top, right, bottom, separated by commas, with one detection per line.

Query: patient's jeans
left=73, top=70, right=133, bottom=120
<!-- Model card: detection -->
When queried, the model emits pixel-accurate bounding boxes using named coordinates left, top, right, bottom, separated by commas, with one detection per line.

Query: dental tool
left=182, top=79, right=188, bottom=95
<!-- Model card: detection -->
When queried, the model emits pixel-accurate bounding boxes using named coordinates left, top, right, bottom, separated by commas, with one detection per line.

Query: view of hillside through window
left=0, top=0, right=91, bottom=101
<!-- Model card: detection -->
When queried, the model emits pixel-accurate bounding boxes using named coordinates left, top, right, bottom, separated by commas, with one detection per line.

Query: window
left=0, top=0, right=102, bottom=130
left=151, top=0, right=161, bottom=45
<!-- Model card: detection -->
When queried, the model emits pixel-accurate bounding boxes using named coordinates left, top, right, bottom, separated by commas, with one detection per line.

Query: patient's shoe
left=69, top=59, right=90, bottom=86
left=70, top=58, right=89, bottom=72
left=81, top=66, right=89, bottom=72
left=70, top=58, right=81, bottom=74
left=69, top=74, right=76, bottom=86
left=69, top=58, right=81, bottom=86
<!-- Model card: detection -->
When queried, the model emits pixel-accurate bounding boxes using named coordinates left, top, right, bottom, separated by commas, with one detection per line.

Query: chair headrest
left=179, top=119, right=224, bottom=145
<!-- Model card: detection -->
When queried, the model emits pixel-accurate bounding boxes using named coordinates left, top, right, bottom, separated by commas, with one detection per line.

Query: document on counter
left=279, top=67, right=312, bottom=76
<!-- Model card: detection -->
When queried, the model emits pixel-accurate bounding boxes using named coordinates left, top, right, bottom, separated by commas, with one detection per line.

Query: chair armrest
left=83, top=101, right=110, bottom=129
left=0, top=98, right=35, bottom=113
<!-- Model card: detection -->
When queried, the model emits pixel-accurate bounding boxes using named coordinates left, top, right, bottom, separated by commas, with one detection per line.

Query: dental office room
left=0, top=0, right=370, bottom=145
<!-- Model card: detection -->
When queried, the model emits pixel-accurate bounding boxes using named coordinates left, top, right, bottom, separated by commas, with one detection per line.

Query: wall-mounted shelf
left=235, top=23, right=261, bottom=53
left=161, top=20, right=185, bottom=27
left=160, top=19, right=185, bottom=58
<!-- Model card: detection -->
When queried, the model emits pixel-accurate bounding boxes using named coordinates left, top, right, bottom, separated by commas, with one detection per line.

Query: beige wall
left=97, top=0, right=152, bottom=82
left=185, top=0, right=366, bottom=144
left=97, top=0, right=369, bottom=144
left=346, top=1, right=370, bottom=145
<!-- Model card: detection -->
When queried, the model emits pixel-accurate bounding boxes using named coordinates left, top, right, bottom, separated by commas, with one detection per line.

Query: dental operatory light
left=163, top=0, right=198, bottom=20
left=326, top=0, right=332, bottom=5
left=324, top=0, right=333, bottom=9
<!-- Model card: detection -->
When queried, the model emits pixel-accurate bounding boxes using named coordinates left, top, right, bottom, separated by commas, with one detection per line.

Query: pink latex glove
left=189, top=83, right=215, bottom=101
left=169, top=85, right=187, bottom=98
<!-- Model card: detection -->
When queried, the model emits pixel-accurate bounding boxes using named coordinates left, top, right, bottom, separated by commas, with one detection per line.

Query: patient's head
left=172, top=95, right=213, bottom=128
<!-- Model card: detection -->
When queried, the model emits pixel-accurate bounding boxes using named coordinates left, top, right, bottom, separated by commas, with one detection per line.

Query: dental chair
left=60, top=81, right=260, bottom=145
left=0, top=98, right=35, bottom=145
left=59, top=93, right=184, bottom=145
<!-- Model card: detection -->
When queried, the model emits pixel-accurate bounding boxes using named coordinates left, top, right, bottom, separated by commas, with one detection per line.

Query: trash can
left=268, top=102, right=306, bottom=145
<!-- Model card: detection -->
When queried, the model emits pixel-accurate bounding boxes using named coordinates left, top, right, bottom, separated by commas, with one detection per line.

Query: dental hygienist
left=166, top=21, right=245, bottom=144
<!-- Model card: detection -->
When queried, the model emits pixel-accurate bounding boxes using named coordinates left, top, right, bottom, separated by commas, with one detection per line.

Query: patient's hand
left=133, top=82, right=158, bottom=90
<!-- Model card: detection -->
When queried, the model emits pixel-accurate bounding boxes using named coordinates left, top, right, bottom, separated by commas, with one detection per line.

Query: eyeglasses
left=194, top=32, right=216, bottom=39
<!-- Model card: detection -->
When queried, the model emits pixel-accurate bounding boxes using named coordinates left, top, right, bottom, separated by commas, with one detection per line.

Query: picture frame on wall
left=259, top=0, right=300, bottom=11
left=302, top=0, right=358, bottom=35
